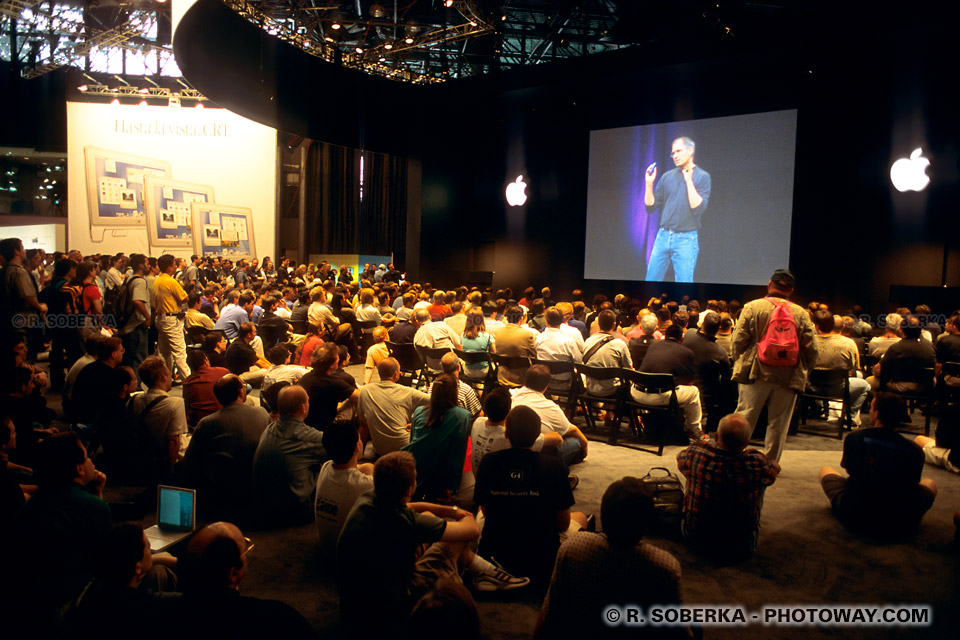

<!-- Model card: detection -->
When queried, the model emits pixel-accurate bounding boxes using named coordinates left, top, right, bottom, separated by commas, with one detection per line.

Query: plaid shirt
left=676, top=443, right=778, bottom=544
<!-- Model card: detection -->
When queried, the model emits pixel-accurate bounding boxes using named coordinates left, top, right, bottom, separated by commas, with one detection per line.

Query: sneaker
left=473, top=561, right=530, bottom=592
left=568, top=475, right=580, bottom=490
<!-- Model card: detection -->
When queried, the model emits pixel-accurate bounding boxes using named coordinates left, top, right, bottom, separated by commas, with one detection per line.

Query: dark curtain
left=302, top=141, right=407, bottom=256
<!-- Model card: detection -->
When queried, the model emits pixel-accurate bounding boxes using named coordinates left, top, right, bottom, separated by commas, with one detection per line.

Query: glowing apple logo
left=505, top=175, right=528, bottom=206
left=890, top=148, right=931, bottom=193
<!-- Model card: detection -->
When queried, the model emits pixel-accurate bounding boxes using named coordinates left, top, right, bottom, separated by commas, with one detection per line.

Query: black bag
left=640, top=467, right=685, bottom=533
left=113, top=276, right=144, bottom=329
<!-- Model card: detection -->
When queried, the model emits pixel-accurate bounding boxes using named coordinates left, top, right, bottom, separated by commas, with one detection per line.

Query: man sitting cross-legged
left=474, top=405, right=589, bottom=584
left=357, top=357, right=430, bottom=456
left=510, top=364, right=589, bottom=473
left=677, top=413, right=779, bottom=560
left=337, top=451, right=528, bottom=636
left=819, top=392, right=937, bottom=539
left=535, top=477, right=689, bottom=639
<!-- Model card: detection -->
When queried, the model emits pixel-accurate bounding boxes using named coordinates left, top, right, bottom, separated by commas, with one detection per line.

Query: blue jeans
left=121, top=325, right=149, bottom=385
left=646, top=228, right=699, bottom=283
left=556, top=437, right=584, bottom=471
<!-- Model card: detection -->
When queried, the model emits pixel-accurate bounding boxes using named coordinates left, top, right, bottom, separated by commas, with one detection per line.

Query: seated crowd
left=2, top=238, right=960, bottom=637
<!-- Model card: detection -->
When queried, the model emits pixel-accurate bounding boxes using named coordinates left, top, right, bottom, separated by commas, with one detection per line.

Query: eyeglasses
left=241, top=537, right=255, bottom=558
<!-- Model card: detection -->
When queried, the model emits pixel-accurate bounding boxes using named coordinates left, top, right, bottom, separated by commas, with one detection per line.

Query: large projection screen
left=583, top=109, right=797, bottom=285
left=67, top=101, right=276, bottom=259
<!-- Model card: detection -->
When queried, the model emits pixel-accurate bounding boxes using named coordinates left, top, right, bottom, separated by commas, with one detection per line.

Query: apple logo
left=505, top=175, right=528, bottom=206
left=890, top=148, right=931, bottom=193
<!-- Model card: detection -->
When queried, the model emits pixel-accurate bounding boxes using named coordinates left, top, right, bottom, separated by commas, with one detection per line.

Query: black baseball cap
left=770, top=269, right=796, bottom=288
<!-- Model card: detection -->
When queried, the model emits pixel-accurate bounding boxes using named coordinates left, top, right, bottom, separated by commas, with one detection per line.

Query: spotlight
left=78, top=84, right=88, bottom=92
left=405, top=37, right=414, bottom=44
left=139, top=87, right=149, bottom=94
left=384, top=43, right=393, bottom=50
left=138, top=100, right=148, bottom=107
left=110, top=98, right=120, bottom=105
left=445, top=0, right=453, bottom=6
left=195, top=102, right=204, bottom=109
left=369, top=3, right=386, bottom=18
left=332, top=22, right=341, bottom=30
left=356, top=47, right=363, bottom=54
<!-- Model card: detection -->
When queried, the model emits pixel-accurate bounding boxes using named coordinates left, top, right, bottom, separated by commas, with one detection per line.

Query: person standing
left=643, top=137, right=712, bottom=283
left=153, top=254, right=191, bottom=381
left=731, top=269, right=817, bottom=462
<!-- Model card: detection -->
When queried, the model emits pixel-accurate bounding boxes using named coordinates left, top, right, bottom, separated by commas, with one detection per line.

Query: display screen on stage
left=583, top=109, right=797, bottom=285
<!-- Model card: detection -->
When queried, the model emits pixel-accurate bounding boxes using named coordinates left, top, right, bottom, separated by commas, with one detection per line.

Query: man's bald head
left=377, top=357, right=400, bottom=381
left=278, top=385, right=309, bottom=418
left=182, top=522, right=246, bottom=592
left=414, top=309, right=431, bottom=324
left=440, top=351, right=460, bottom=375
left=717, top=414, right=751, bottom=451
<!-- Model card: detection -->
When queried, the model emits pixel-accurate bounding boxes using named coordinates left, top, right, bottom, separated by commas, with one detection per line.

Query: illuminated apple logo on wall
left=890, top=148, right=930, bottom=193
left=505, top=175, right=528, bottom=206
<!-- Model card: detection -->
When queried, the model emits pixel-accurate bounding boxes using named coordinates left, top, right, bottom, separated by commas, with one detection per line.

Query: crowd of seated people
left=3, top=236, right=960, bottom=636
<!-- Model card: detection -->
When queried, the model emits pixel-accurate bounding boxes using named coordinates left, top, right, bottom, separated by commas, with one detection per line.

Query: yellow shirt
left=154, top=273, right=188, bottom=315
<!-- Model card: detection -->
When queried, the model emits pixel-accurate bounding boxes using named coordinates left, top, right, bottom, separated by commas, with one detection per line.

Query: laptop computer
left=145, top=485, right=197, bottom=552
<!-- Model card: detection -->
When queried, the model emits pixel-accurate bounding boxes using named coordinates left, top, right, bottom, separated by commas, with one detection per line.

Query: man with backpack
left=731, top=269, right=817, bottom=462
left=117, top=254, right=151, bottom=384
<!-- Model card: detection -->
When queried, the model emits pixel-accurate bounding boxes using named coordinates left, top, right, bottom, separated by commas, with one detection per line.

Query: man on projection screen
left=643, top=136, right=712, bottom=283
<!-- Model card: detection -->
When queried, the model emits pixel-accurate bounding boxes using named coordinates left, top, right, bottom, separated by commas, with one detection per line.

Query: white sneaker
left=472, top=559, right=530, bottom=592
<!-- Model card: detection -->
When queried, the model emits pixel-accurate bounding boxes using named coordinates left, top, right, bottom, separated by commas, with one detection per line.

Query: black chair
left=574, top=363, right=627, bottom=442
left=621, top=369, right=687, bottom=456
left=386, top=341, right=425, bottom=388
left=454, top=348, right=495, bottom=399
left=798, top=368, right=851, bottom=440
left=861, top=353, right=878, bottom=378
left=530, top=358, right=580, bottom=419
left=290, top=319, right=308, bottom=335
left=939, top=361, right=960, bottom=407
left=489, top=353, right=531, bottom=388
left=882, top=367, right=936, bottom=436
left=416, top=345, right=456, bottom=387
left=357, top=320, right=379, bottom=358
left=185, top=325, right=208, bottom=349
left=697, top=360, right=737, bottom=434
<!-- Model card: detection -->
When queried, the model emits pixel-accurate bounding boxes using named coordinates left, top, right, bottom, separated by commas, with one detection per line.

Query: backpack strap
left=583, top=334, right=615, bottom=363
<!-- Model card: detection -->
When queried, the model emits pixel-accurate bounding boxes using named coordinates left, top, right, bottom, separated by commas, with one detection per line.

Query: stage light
left=78, top=84, right=88, bottom=92
left=332, top=22, right=341, bottom=30
left=356, top=47, right=364, bottom=54
left=405, top=37, right=414, bottom=44
left=195, top=102, right=204, bottom=109
left=139, top=87, right=149, bottom=94
left=110, top=98, right=120, bottom=105
left=369, top=3, right=386, bottom=18
left=384, top=43, right=393, bottom=50
left=445, top=0, right=453, bottom=6
left=138, top=100, right=148, bottom=107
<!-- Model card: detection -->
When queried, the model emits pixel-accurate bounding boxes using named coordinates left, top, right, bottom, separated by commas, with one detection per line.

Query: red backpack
left=757, top=297, right=799, bottom=366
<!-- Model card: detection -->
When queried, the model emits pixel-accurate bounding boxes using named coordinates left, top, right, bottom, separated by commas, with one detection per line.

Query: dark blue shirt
left=651, top=166, right=712, bottom=232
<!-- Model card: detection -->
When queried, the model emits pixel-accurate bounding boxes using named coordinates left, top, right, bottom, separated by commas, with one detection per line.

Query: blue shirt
left=214, top=305, right=250, bottom=339
left=651, top=166, right=712, bottom=232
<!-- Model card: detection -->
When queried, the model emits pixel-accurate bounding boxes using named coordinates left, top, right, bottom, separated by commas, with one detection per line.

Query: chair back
left=622, top=369, right=676, bottom=394
left=186, top=325, right=208, bottom=347
left=575, top=363, right=623, bottom=383
left=531, top=358, right=576, bottom=376
left=808, top=367, right=848, bottom=391
left=387, top=341, right=424, bottom=372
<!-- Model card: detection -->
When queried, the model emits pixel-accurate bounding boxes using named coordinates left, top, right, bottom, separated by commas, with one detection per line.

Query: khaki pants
left=156, top=314, right=190, bottom=380
left=735, top=380, right=797, bottom=463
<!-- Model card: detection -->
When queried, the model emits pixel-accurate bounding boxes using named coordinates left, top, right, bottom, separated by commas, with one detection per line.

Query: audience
left=300, top=342, right=359, bottom=430
left=313, top=420, right=374, bottom=555
left=181, top=348, right=230, bottom=425
left=126, top=356, right=188, bottom=481
left=470, top=386, right=561, bottom=477
left=357, top=357, right=430, bottom=456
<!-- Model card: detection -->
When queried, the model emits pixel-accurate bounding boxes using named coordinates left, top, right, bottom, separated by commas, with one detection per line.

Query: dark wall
left=418, top=12, right=960, bottom=314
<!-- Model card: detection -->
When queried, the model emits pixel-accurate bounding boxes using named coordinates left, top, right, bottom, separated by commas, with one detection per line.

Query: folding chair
left=185, top=325, right=208, bottom=349
left=621, top=369, right=687, bottom=456
left=798, top=368, right=851, bottom=439
left=415, top=345, right=455, bottom=388
left=574, top=363, right=627, bottom=443
left=489, top=353, right=532, bottom=388
left=386, top=341, right=425, bottom=388
left=883, top=367, right=936, bottom=436
left=530, top=358, right=580, bottom=419
left=454, top=348, right=494, bottom=400
left=357, top=320, right=379, bottom=358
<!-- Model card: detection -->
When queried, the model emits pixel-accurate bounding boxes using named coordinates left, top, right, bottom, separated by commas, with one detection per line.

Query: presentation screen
left=583, top=109, right=797, bottom=285
left=67, top=101, right=276, bottom=259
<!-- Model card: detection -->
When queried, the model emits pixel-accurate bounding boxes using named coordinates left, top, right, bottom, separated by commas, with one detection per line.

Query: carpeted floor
left=57, top=363, right=960, bottom=638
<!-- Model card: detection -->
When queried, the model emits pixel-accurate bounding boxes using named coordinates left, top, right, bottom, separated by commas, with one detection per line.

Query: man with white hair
left=868, top=312, right=903, bottom=358
left=628, top=312, right=661, bottom=367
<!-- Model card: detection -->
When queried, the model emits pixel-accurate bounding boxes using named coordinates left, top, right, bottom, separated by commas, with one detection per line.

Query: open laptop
left=145, top=485, right=197, bottom=552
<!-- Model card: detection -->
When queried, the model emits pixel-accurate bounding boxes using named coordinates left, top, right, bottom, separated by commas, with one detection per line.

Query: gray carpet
left=70, top=364, right=960, bottom=638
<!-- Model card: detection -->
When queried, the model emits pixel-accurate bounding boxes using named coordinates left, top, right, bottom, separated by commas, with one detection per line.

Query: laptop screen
left=157, top=485, right=196, bottom=530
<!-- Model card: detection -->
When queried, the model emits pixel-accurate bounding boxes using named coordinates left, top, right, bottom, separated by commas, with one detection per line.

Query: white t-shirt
left=470, top=417, right=544, bottom=478
left=263, top=364, right=308, bottom=388
left=314, top=461, right=374, bottom=553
